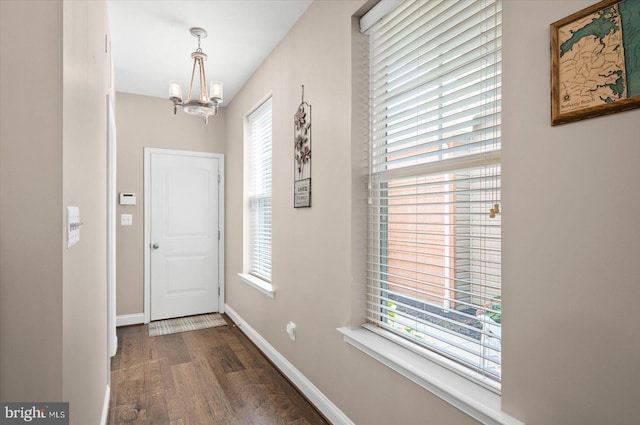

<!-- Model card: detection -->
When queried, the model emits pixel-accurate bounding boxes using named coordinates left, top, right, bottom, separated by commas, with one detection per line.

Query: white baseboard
left=224, top=304, right=354, bottom=425
left=116, top=313, right=144, bottom=327
left=100, top=384, right=110, bottom=425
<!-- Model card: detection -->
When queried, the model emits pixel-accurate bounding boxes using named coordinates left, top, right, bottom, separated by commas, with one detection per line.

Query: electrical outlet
left=286, top=321, right=296, bottom=341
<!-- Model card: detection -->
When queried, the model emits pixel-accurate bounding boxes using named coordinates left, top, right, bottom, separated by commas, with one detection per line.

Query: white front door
left=149, top=150, right=220, bottom=321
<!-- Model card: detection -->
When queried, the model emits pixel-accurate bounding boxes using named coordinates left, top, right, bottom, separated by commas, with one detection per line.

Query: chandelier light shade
left=169, top=27, right=223, bottom=123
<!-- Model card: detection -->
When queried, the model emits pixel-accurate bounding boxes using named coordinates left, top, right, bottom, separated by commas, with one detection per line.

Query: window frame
left=339, top=1, right=521, bottom=423
left=368, top=159, right=503, bottom=386
left=364, top=0, right=503, bottom=387
left=239, top=96, right=275, bottom=298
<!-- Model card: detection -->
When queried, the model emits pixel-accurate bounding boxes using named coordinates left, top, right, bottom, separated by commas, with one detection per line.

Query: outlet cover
left=286, top=321, right=296, bottom=341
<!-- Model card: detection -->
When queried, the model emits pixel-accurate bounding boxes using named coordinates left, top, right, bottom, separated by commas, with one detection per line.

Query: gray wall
left=0, top=1, right=113, bottom=424
left=502, top=1, right=640, bottom=424
left=62, top=2, right=113, bottom=423
left=3, top=1, right=638, bottom=424
left=115, top=92, right=226, bottom=316
left=224, top=1, right=478, bottom=424
left=0, top=0, right=64, bottom=401
left=225, top=1, right=640, bottom=424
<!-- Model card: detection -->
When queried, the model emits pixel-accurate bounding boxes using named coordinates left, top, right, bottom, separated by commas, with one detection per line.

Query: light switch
left=121, top=214, right=133, bottom=226
left=67, top=206, right=80, bottom=248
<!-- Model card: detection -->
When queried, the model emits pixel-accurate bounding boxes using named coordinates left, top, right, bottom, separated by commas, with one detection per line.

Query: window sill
left=337, top=326, right=524, bottom=425
left=238, top=273, right=275, bottom=299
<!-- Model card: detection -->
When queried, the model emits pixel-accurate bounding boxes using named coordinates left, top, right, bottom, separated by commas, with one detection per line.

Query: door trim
left=107, top=94, right=117, bottom=356
left=143, top=147, right=225, bottom=324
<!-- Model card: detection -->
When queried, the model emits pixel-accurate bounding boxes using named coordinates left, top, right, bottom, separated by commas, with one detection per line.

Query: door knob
left=152, top=243, right=160, bottom=249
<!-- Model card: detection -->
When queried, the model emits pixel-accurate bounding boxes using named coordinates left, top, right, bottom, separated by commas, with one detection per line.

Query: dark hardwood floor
left=109, top=315, right=330, bottom=425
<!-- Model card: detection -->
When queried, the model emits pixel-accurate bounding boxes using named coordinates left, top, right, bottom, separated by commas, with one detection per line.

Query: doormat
left=149, top=313, right=227, bottom=337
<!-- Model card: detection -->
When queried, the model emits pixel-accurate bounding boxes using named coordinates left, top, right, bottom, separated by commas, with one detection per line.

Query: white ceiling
left=107, top=0, right=313, bottom=104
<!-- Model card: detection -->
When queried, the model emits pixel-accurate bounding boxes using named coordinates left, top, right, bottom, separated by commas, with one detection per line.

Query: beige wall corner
left=61, top=1, right=112, bottom=424
left=114, top=92, right=226, bottom=316
left=1, top=3, right=114, bottom=422
left=225, top=0, right=640, bottom=424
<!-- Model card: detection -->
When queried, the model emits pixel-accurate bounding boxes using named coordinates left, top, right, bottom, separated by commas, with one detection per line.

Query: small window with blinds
left=248, top=97, right=273, bottom=282
left=365, top=0, right=502, bottom=384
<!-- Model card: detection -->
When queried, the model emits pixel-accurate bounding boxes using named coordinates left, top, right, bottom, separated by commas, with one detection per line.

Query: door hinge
left=218, top=230, right=220, bottom=240
left=218, top=287, right=221, bottom=296
left=218, top=175, right=221, bottom=184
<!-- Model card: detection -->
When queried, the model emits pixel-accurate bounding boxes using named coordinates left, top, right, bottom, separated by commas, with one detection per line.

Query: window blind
left=248, top=98, right=273, bottom=282
left=365, top=0, right=502, bottom=385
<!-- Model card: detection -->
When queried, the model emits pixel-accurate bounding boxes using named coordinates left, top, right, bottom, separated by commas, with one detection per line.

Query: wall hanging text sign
left=294, top=178, right=311, bottom=208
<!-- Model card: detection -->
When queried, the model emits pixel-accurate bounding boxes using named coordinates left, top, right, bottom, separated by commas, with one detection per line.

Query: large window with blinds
left=365, top=0, right=502, bottom=384
left=248, top=98, right=273, bottom=282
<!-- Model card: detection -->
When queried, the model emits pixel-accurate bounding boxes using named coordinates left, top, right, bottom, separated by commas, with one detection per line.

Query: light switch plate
left=121, top=214, right=133, bottom=226
left=67, top=206, right=80, bottom=248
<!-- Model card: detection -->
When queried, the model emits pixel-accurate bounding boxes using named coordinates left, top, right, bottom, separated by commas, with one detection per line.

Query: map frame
left=551, top=0, right=640, bottom=125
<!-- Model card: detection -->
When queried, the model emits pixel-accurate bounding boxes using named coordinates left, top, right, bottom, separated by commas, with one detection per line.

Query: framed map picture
left=551, top=0, right=640, bottom=125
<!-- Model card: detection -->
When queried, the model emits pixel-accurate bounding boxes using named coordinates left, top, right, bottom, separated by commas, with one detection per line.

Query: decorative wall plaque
left=294, top=85, right=311, bottom=208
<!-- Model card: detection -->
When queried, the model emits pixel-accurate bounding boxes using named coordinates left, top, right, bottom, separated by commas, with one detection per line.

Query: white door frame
left=143, top=147, right=225, bottom=324
left=107, top=95, right=117, bottom=358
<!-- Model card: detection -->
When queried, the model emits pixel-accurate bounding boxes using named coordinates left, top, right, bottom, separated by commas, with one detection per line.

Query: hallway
left=109, top=315, right=329, bottom=424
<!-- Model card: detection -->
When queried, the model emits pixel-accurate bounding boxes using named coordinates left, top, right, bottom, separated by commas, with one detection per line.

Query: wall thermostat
left=119, top=193, right=136, bottom=206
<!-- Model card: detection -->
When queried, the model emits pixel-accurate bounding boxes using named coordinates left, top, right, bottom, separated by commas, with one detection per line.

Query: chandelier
left=169, top=27, right=223, bottom=123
